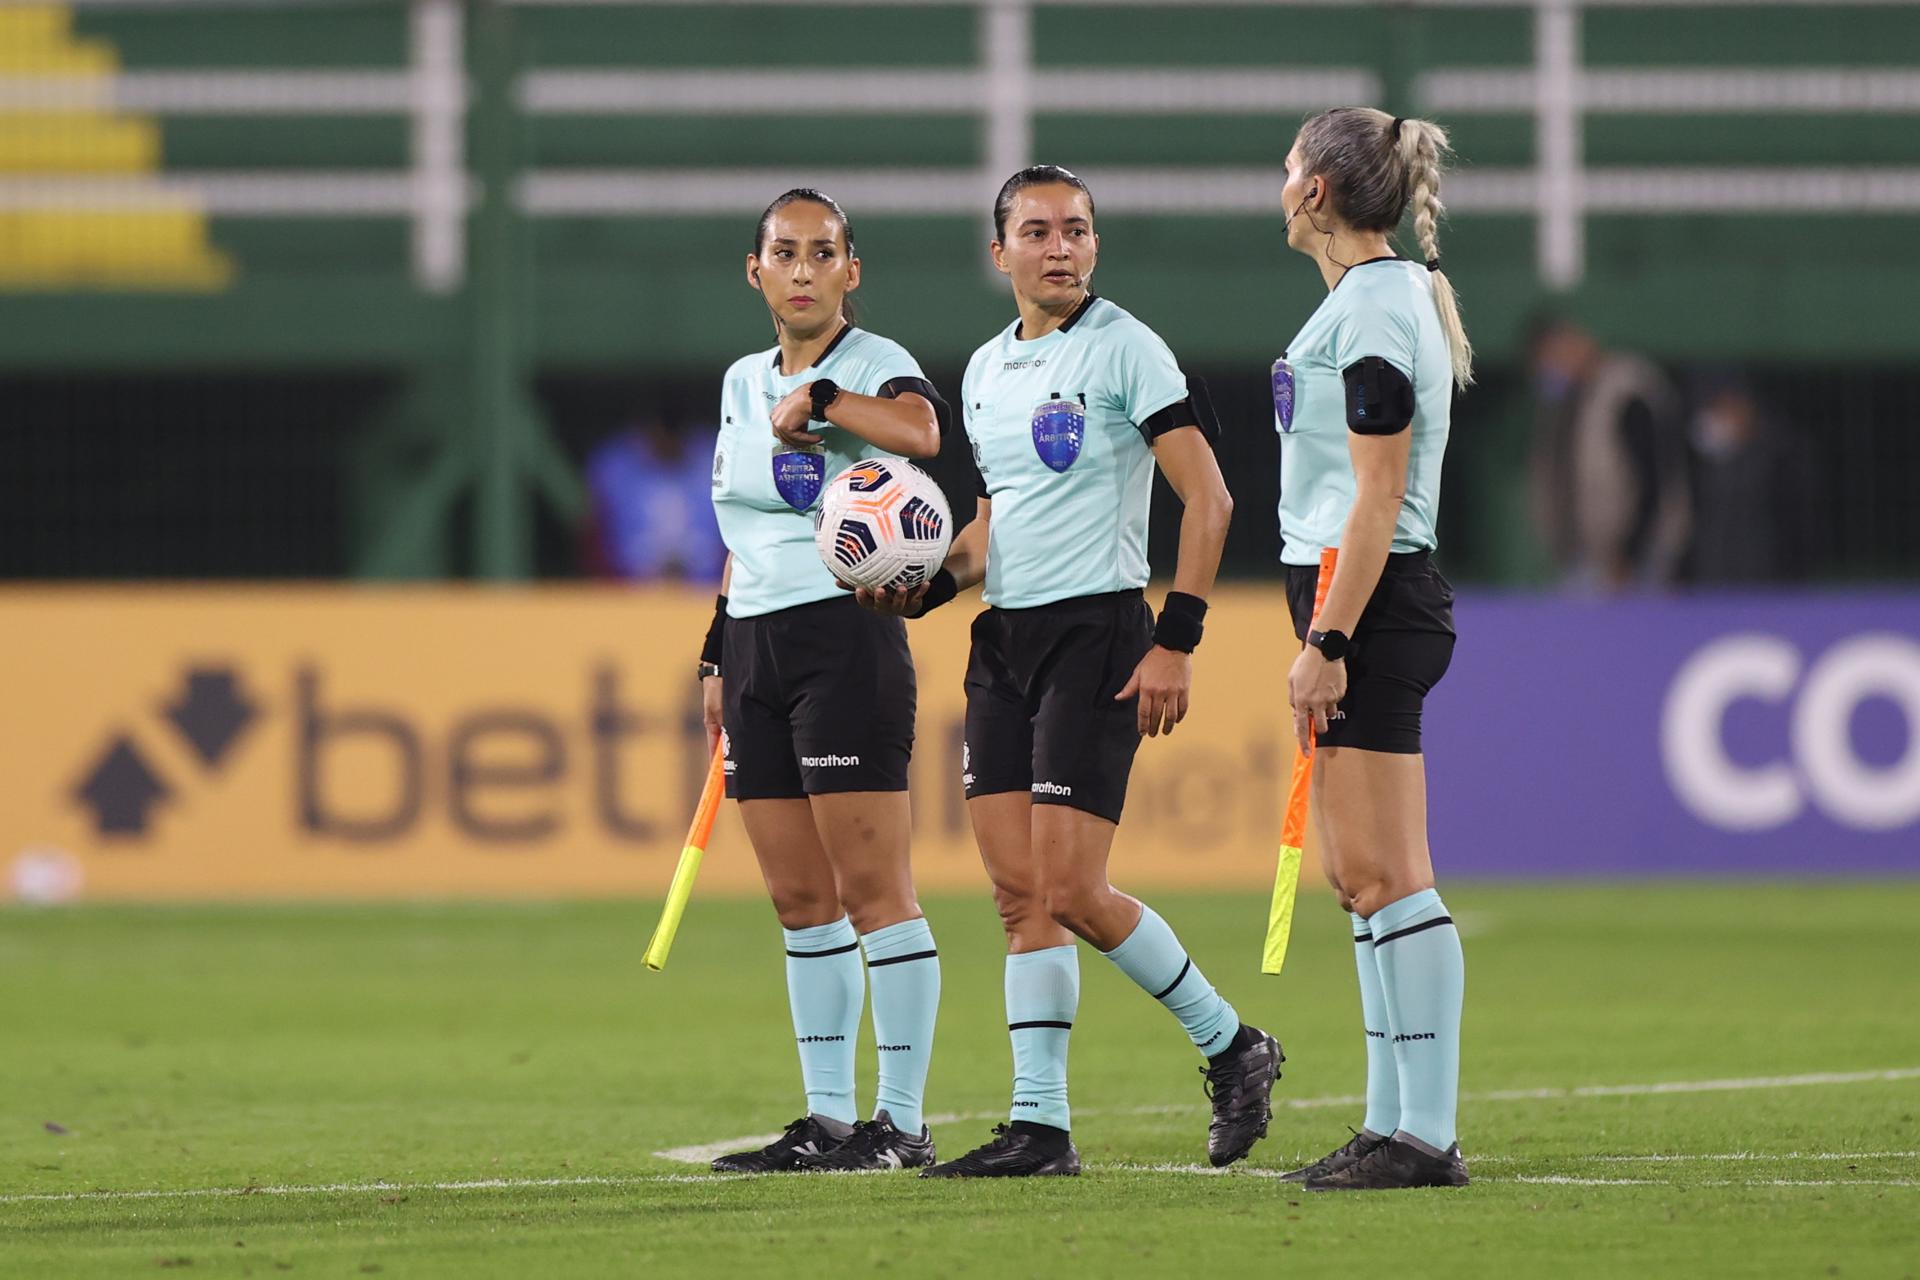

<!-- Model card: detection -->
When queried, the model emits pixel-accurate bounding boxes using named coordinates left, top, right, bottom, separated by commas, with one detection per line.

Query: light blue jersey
left=713, top=326, right=930, bottom=617
left=962, top=296, right=1189, bottom=609
left=1275, top=258, right=1452, bottom=565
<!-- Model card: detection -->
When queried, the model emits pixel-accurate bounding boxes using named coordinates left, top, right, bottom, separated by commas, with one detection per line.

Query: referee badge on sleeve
left=1031, top=394, right=1085, bottom=473
left=772, top=447, right=826, bottom=511
left=1271, top=358, right=1297, bottom=433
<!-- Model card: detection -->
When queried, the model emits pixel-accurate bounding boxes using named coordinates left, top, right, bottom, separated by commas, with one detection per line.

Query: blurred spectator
left=1527, top=315, right=1691, bottom=592
left=1684, top=372, right=1810, bottom=585
left=583, top=416, right=726, bottom=583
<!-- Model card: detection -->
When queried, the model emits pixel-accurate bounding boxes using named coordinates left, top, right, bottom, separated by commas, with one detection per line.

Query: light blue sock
left=860, top=917, right=940, bottom=1134
left=1351, top=911, right=1400, bottom=1138
left=782, top=917, right=864, bottom=1125
left=1369, top=889, right=1465, bottom=1152
left=1101, top=904, right=1242, bottom=1057
left=1005, top=946, right=1077, bottom=1130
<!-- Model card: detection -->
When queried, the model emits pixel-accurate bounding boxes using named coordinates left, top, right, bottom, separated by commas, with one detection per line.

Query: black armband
left=879, top=375, right=954, bottom=437
left=700, top=594, right=728, bottom=666
left=1138, top=375, right=1222, bottom=445
left=1152, top=590, right=1208, bottom=653
left=1343, top=356, right=1415, bottom=435
left=912, top=569, right=959, bottom=618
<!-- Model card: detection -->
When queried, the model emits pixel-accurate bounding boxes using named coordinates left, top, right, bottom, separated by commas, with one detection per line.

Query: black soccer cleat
left=1201, top=1025, right=1283, bottom=1167
left=795, top=1110, right=935, bottom=1172
left=709, top=1115, right=850, bottom=1174
left=918, top=1122, right=1080, bottom=1178
left=1305, top=1136, right=1470, bottom=1191
left=1277, top=1128, right=1389, bottom=1183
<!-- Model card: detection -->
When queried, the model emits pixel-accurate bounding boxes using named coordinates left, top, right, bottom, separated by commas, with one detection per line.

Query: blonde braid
left=1397, top=119, right=1475, bottom=388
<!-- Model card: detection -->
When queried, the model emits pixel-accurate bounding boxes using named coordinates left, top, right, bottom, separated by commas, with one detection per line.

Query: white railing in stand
left=29, top=0, right=1920, bottom=294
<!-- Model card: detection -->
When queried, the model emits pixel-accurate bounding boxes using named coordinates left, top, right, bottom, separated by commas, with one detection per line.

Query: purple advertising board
left=1421, top=593, right=1920, bottom=876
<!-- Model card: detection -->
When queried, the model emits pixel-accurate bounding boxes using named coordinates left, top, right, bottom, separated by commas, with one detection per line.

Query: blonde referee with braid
left=1268, top=109, right=1474, bottom=1191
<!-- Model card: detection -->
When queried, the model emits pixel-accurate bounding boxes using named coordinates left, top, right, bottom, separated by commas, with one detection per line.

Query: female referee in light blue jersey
left=861, top=166, right=1279, bottom=1178
left=701, top=189, right=949, bottom=1173
left=1270, top=109, right=1474, bottom=1191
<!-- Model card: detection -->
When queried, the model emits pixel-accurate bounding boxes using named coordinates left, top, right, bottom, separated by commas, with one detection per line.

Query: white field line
left=0, top=1174, right=731, bottom=1206
left=5, top=1069, right=1914, bottom=1208
left=1516, top=1175, right=1920, bottom=1188
left=656, top=1067, right=1920, bottom=1164
left=7, top=1158, right=1918, bottom=1208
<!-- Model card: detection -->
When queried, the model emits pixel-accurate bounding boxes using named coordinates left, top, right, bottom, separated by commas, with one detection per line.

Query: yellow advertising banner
left=0, top=586, right=1318, bottom=903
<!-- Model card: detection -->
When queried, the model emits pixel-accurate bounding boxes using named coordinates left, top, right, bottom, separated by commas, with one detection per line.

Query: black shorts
left=1286, top=550, right=1455, bottom=754
left=962, top=589, right=1152, bottom=824
left=721, top=595, right=915, bottom=800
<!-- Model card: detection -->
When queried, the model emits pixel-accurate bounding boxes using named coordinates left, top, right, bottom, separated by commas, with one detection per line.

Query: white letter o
left=1661, top=634, right=1803, bottom=832
left=1792, top=633, right=1920, bottom=832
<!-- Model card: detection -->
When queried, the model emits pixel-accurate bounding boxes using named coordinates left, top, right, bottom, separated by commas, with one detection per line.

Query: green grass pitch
left=3, top=884, right=1917, bottom=1277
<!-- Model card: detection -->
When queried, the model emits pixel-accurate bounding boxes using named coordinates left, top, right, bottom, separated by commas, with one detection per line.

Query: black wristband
left=912, top=569, right=959, bottom=618
left=1153, top=590, right=1208, bottom=652
left=701, top=594, right=728, bottom=666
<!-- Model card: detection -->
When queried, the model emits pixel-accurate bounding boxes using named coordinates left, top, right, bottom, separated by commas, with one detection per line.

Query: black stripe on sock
left=867, top=949, right=938, bottom=968
left=786, top=942, right=860, bottom=958
left=1007, top=1020, right=1073, bottom=1031
left=1371, top=915, right=1454, bottom=948
left=1152, top=957, right=1193, bottom=1001
left=1353, top=934, right=1372, bottom=945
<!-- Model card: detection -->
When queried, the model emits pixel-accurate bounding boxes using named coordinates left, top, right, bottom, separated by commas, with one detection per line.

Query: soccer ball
left=813, top=457, right=953, bottom=592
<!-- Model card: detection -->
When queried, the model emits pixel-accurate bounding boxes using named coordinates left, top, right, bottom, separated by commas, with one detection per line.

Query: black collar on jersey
left=772, top=321, right=855, bottom=371
left=1056, top=292, right=1099, bottom=332
left=1331, top=256, right=1406, bottom=293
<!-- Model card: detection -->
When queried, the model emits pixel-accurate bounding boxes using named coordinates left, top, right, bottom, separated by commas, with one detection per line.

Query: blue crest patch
left=771, top=448, right=826, bottom=512
left=1030, top=397, right=1085, bottom=473
left=1271, top=358, right=1296, bottom=433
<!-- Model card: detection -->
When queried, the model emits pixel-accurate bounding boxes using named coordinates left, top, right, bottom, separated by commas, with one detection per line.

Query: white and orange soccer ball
left=813, top=457, right=953, bottom=592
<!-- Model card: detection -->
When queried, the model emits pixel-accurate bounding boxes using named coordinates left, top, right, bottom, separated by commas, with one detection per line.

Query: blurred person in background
left=583, top=414, right=726, bottom=582
left=1527, top=314, right=1691, bottom=592
left=1685, top=372, right=1810, bottom=585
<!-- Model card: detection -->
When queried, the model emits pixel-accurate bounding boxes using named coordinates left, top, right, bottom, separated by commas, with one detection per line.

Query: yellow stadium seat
left=0, top=5, right=232, bottom=290
left=0, top=116, right=160, bottom=173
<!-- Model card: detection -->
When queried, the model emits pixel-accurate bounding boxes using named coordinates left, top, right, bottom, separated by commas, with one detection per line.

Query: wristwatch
left=696, top=661, right=721, bottom=681
left=808, top=378, right=842, bottom=422
left=1306, top=628, right=1351, bottom=662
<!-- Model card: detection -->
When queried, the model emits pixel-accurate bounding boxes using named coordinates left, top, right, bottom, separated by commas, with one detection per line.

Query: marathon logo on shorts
left=801, top=753, right=862, bottom=768
left=1032, top=780, right=1072, bottom=797
left=1393, top=1031, right=1437, bottom=1043
left=796, top=1034, right=847, bottom=1044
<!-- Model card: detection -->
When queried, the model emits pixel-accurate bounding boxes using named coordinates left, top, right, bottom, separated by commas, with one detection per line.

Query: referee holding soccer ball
left=703, top=188, right=950, bottom=1175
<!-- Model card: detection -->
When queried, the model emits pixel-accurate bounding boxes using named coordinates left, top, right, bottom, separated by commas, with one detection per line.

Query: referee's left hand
left=1117, top=645, right=1191, bottom=738
left=1288, top=645, right=1348, bottom=754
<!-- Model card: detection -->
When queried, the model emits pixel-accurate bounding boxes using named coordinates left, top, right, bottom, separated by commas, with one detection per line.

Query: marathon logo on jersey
left=1032, top=780, right=1072, bottom=797
left=1003, top=357, right=1048, bottom=372
left=1271, top=357, right=1297, bottom=433
left=801, top=753, right=862, bottom=768
left=772, top=448, right=825, bottom=512
left=1031, top=395, right=1084, bottom=473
